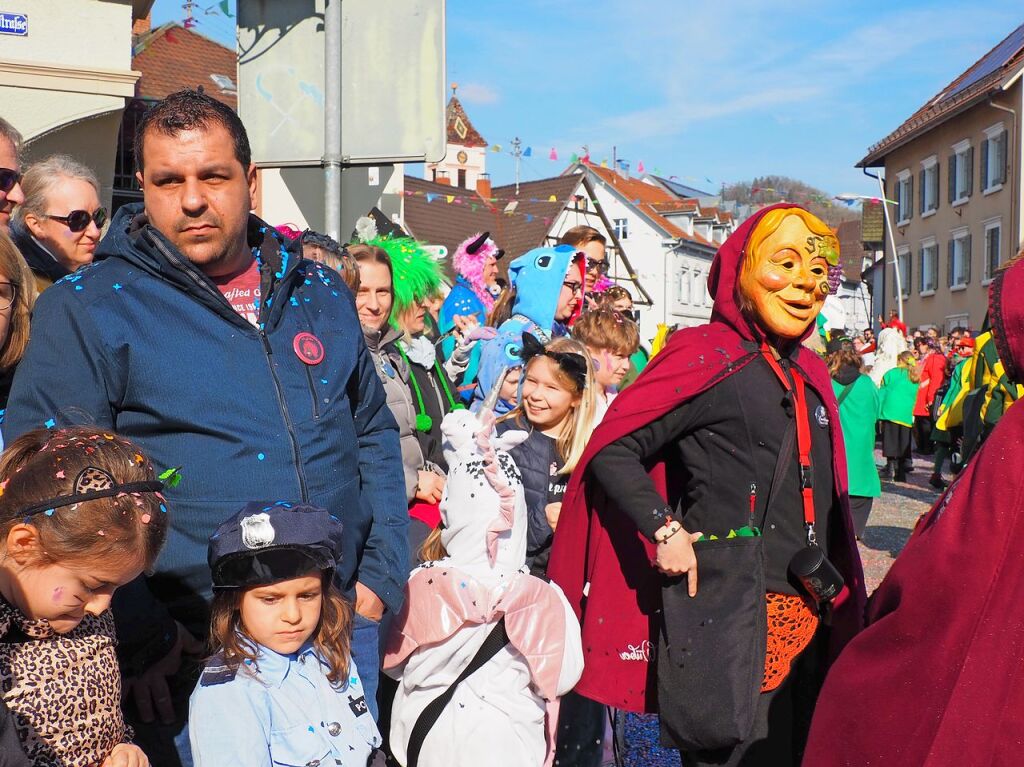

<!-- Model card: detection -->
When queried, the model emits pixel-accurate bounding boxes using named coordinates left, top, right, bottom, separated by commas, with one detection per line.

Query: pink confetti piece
left=55, top=470, right=65, bottom=479
left=140, top=514, right=152, bottom=524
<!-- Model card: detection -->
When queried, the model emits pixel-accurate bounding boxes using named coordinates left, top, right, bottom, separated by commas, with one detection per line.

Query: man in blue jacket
left=3, top=90, right=407, bottom=764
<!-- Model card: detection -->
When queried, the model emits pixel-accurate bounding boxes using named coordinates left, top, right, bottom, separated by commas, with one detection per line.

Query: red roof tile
left=583, top=163, right=714, bottom=248
left=132, top=23, right=237, bottom=109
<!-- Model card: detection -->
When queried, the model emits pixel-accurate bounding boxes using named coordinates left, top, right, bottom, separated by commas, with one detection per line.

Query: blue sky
left=153, top=1, right=1024, bottom=198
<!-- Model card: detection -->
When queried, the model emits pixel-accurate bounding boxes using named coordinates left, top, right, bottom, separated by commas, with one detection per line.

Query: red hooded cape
left=547, top=203, right=866, bottom=713
left=803, top=256, right=1024, bottom=765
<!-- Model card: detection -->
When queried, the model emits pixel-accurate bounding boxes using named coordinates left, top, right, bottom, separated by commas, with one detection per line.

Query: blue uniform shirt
left=189, top=640, right=380, bottom=766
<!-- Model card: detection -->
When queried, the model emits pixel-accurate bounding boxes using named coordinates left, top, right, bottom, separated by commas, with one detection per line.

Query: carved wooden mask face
left=738, top=213, right=832, bottom=340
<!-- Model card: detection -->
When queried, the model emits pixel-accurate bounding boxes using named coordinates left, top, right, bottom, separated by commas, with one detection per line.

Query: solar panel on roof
left=939, top=22, right=1024, bottom=103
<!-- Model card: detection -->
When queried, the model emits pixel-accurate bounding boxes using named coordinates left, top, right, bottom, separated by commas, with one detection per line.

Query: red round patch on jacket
left=293, top=332, right=325, bottom=365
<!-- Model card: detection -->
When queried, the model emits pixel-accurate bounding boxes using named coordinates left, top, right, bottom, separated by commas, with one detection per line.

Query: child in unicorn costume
left=383, top=409, right=584, bottom=767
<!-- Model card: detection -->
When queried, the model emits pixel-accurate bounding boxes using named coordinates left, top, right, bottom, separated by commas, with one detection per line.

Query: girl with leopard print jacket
left=0, top=427, right=169, bottom=767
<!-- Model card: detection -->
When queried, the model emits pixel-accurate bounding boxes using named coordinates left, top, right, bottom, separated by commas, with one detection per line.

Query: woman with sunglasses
left=10, top=155, right=105, bottom=293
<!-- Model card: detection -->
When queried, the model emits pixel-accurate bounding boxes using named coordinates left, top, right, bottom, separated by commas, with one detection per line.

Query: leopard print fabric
left=761, top=591, right=819, bottom=692
left=0, top=597, right=129, bottom=766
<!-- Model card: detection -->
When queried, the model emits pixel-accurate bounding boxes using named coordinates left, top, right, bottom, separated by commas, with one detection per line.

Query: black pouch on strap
left=657, top=535, right=767, bottom=752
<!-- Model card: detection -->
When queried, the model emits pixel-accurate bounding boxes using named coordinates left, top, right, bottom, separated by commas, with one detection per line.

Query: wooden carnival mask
left=737, top=211, right=839, bottom=341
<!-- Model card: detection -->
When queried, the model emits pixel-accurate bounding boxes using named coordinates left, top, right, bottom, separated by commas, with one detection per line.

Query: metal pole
left=872, top=171, right=905, bottom=319
left=324, top=0, right=343, bottom=240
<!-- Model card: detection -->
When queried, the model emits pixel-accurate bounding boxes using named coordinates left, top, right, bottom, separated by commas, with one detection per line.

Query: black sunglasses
left=0, top=168, right=21, bottom=194
left=585, top=256, right=610, bottom=275
left=46, top=207, right=108, bottom=233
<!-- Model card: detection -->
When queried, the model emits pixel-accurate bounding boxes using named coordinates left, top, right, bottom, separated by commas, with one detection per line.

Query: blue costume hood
left=506, top=245, right=582, bottom=337
left=470, top=326, right=526, bottom=415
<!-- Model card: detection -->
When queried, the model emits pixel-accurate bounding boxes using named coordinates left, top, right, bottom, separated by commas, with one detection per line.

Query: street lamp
left=834, top=190, right=902, bottom=322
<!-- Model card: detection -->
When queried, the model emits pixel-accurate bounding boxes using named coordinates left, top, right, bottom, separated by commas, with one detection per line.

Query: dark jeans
left=555, top=690, right=607, bottom=767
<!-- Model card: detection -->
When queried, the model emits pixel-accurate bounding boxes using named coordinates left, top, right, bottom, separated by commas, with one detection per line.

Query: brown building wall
left=883, top=82, right=1021, bottom=333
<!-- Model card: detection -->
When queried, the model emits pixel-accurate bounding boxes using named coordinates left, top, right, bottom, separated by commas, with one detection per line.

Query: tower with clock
left=425, top=84, right=490, bottom=193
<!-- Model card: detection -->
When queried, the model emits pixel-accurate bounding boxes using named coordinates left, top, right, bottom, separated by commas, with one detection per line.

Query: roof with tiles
left=445, top=95, right=488, bottom=148
left=859, top=21, right=1024, bottom=167
left=581, top=163, right=715, bottom=248
left=132, top=23, right=238, bottom=109
left=402, top=175, right=584, bottom=281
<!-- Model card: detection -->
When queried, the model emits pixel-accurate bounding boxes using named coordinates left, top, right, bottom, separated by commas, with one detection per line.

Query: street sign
left=238, top=0, right=446, bottom=167
left=0, top=12, right=28, bottom=36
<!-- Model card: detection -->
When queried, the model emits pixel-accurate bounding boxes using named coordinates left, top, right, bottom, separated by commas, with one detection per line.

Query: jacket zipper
left=148, top=233, right=310, bottom=501
left=304, top=364, right=321, bottom=420
left=260, top=329, right=310, bottom=502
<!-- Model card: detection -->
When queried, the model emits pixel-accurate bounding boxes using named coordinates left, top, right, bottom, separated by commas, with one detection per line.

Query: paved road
left=858, top=450, right=945, bottom=593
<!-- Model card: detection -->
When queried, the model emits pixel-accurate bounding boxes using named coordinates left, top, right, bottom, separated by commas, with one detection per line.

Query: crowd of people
left=0, top=88, right=1023, bottom=767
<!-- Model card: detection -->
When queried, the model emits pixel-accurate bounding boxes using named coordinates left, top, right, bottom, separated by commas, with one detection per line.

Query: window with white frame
left=984, top=219, right=1002, bottom=280
left=949, top=140, right=973, bottom=204
left=920, top=156, right=939, bottom=215
left=676, top=266, right=691, bottom=304
left=982, top=124, right=1007, bottom=192
left=894, top=246, right=911, bottom=298
left=948, top=228, right=972, bottom=287
left=896, top=170, right=912, bottom=224
left=703, top=270, right=713, bottom=306
left=613, top=217, right=629, bottom=239
left=919, top=238, right=938, bottom=293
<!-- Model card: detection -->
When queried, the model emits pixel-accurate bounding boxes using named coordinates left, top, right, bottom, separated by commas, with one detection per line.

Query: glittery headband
left=19, top=466, right=164, bottom=520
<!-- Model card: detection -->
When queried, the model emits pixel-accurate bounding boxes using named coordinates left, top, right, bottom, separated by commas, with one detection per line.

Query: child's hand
left=545, top=502, right=562, bottom=531
left=416, top=471, right=445, bottom=504
left=101, top=743, right=150, bottom=767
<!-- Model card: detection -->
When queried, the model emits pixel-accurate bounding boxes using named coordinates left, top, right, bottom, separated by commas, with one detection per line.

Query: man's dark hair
left=134, top=89, right=251, bottom=173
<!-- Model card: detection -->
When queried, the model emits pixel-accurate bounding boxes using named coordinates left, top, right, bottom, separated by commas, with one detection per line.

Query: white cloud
left=457, top=82, right=500, bottom=104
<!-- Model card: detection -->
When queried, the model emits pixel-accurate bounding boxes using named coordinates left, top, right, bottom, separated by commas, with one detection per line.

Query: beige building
left=0, top=0, right=153, bottom=208
left=859, top=22, right=1024, bottom=333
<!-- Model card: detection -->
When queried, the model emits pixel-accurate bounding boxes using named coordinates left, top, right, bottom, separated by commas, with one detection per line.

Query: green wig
left=365, top=236, right=443, bottom=325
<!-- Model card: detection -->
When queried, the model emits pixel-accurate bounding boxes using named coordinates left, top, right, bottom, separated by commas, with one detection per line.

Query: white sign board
left=238, top=0, right=446, bottom=166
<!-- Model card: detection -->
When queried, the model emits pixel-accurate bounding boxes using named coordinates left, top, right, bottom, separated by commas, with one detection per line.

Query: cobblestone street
left=858, top=450, right=944, bottom=592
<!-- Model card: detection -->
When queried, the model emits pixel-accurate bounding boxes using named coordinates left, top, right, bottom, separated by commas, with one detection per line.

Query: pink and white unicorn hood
left=383, top=409, right=583, bottom=767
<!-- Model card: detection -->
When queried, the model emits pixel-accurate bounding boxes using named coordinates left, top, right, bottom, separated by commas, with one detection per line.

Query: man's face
left=0, top=137, right=24, bottom=233
left=137, top=124, right=256, bottom=277
left=738, top=214, right=830, bottom=340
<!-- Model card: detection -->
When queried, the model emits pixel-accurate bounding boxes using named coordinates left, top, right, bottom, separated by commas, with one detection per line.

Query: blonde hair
left=897, top=350, right=921, bottom=383
left=13, top=155, right=100, bottom=228
left=501, top=337, right=597, bottom=474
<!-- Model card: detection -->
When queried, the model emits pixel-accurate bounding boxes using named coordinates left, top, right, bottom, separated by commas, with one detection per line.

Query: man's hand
left=102, top=743, right=150, bottom=767
left=654, top=525, right=704, bottom=597
left=126, top=622, right=202, bottom=724
left=355, top=582, right=385, bottom=622
left=415, top=470, right=445, bottom=504
left=545, top=502, right=562, bottom=531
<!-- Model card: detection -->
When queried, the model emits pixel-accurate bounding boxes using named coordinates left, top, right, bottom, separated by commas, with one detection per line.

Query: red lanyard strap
left=760, top=347, right=817, bottom=540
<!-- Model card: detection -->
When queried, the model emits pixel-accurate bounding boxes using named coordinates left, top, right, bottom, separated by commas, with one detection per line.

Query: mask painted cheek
left=758, top=269, right=791, bottom=291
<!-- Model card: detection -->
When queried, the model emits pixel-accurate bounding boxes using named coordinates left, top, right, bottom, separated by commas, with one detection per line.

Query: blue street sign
left=0, top=12, right=28, bottom=37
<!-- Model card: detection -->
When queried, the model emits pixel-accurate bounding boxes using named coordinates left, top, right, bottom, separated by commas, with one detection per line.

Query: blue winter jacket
left=3, top=206, right=408, bottom=655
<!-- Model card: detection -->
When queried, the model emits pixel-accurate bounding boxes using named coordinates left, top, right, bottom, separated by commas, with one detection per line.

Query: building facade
left=0, top=0, right=151, bottom=208
left=859, top=23, right=1024, bottom=333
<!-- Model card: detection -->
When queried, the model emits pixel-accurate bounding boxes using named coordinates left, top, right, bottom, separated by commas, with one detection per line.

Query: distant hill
left=723, top=176, right=858, bottom=228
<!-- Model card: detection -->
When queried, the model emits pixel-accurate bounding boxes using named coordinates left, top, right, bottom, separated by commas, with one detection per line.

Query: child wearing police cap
left=189, top=502, right=381, bottom=766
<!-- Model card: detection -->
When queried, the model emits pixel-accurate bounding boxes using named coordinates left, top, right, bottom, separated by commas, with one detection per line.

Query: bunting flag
left=548, top=195, right=557, bottom=202
left=218, top=0, right=234, bottom=17
left=600, top=159, right=609, bottom=168
left=165, top=29, right=179, bottom=43
left=570, top=153, right=579, bottom=163
left=637, top=161, right=645, bottom=174
left=523, top=147, right=532, bottom=157
left=490, top=144, right=503, bottom=153
left=549, top=148, right=558, bottom=161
